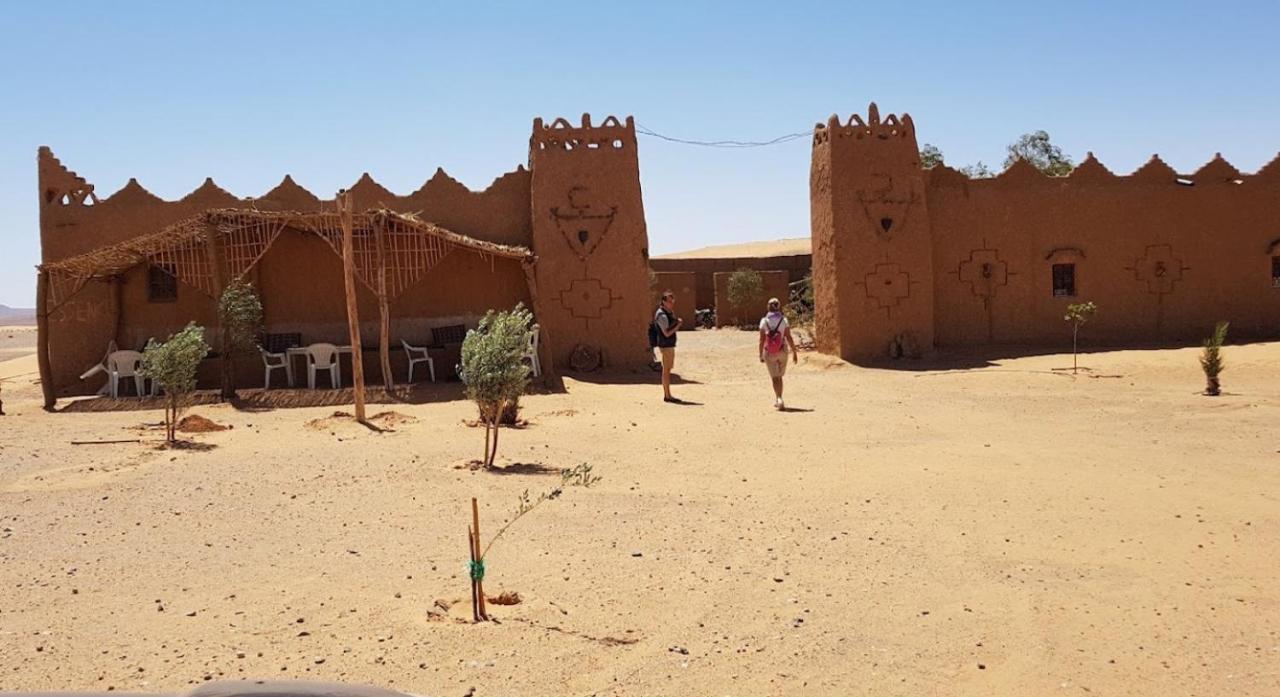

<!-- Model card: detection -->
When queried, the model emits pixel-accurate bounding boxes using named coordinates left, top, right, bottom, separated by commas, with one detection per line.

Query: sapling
left=467, top=463, right=600, bottom=621
left=1199, top=321, right=1228, bottom=396
left=216, top=280, right=263, bottom=400
left=140, top=323, right=209, bottom=443
left=1063, top=301, right=1097, bottom=374
left=460, top=304, right=534, bottom=467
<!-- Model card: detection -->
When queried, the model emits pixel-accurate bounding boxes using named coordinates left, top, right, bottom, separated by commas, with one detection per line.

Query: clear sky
left=2, top=1, right=1277, bottom=307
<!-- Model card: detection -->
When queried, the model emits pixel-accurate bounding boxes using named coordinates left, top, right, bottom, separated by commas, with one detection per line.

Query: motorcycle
left=695, top=308, right=716, bottom=329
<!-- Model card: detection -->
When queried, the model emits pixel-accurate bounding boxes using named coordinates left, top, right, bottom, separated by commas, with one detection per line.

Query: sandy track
left=1, top=331, right=1277, bottom=696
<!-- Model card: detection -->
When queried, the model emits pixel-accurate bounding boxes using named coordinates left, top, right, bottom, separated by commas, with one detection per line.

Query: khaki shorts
left=660, top=347, right=675, bottom=370
left=764, top=352, right=788, bottom=378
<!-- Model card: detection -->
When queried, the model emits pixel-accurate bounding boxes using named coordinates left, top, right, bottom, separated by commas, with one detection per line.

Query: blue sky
left=2, top=1, right=1277, bottom=307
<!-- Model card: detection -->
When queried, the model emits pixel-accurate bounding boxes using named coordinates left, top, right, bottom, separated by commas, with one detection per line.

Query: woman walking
left=758, top=297, right=798, bottom=410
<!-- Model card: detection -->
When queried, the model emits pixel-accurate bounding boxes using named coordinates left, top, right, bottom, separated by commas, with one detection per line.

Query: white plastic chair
left=306, top=343, right=341, bottom=389
left=260, top=347, right=294, bottom=389
left=106, top=350, right=146, bottom=398
left=401, top=339, right=436, bottom=383
left=523, top=324, right=542, bottom=378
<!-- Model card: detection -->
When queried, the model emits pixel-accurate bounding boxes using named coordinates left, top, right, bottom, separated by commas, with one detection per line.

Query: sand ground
left=1, top=330, right=1277, bottom=696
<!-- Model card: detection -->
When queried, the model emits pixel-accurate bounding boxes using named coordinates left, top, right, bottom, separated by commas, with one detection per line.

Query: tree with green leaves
left=216, top=280, right=263, bottom=400
left=140, top=323, right=209, bottom=443
left=1200, top=321, right=1229, bottom=396
left=1004, top=130, right=1074, bottom=176
left=919, top=143, right=944, bottom=169
left=1063, top=301, right=1097, bottom=374
left=726, top=268, right=765, bottom=326
left=961, top=161, right=995, bottom=178
left=461, top=304, right=534, bottom=468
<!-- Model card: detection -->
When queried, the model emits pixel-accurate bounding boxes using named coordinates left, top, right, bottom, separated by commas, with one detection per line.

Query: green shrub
left=461, top=304, right=534, bottom=467
left=1200, top=321, right=1228, bottom=396
left=141, top=323, right=209, bottom=442
left=216, top=280, right=263, bottom=400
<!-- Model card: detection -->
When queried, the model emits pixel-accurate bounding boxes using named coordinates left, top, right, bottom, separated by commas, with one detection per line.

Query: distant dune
left=653, top=237, right=810, bottom=260
left=0, top=305, right=36, bottom=326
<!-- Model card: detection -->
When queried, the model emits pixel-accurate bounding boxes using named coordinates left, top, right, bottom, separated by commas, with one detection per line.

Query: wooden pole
left=36, top=269, right=56, bottom=411
left=374, top=217, right=393, bottom=390
left=207, top=225, right=234, bottom=400
left=471, top=497, right=488, bottom=620
left=468, top=526, right=480, bottom=623
left=337, top=191, right=367, bottom=423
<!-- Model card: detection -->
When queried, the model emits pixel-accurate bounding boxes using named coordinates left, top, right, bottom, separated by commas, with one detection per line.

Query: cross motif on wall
left=1127, top=244, right=1189, bottom=295
left=557, top=277, right=619, bottom=321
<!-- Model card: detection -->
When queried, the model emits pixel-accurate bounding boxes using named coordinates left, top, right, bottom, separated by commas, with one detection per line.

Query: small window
left=1272, top=256, right=1280, bottom=288
left=148, top=265, right=178, bottom=303
left=1052, top=263, right=1076, bottom=297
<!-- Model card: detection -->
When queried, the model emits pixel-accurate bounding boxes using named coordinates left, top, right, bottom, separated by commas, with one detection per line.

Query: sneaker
left=774, top=398, right=784, bottom=411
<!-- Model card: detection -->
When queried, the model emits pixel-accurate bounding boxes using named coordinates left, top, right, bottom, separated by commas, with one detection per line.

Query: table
left=285, top=345, right=353, bottom=388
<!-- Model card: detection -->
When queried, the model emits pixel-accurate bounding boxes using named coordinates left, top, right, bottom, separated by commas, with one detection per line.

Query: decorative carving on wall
left=856, top=262, right=915, bottom=316
left=857, top=175, right=920, bottom=239
left=953, top=244, right=1014, bottom=298
left=550, top=186, right=617, bottom=259
left=1127, top=244, right=1189, bottom=295
left=557, top=277, right=621, bottom=321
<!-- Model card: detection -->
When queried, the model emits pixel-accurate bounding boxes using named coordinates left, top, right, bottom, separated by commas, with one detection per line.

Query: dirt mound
left=176, top=414, right=230, bottom=433
left=306, top=410, right=417, bottom=431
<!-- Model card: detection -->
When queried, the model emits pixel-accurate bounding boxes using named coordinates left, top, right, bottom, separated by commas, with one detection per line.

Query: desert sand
left=651, top=238, right=810, bottom=260
left=1, top=330, right=1277, bottom=696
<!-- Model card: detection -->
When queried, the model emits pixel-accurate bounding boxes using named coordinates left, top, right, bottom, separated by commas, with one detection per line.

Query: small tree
left=919, top=143, right=944, bottom=169
left=785, top=272, right=816, bottom=348
left=1063, top=301, right=1096, bottom=374
left=461, top=304, right=534, bottom=468
left=216, top=280, right=263, bottom=400
left=1004, top=130, right=1074, bottom=176
left=960, top=161, right=995, bottom=178
left=1200, top=321, right=1229, bottom=396
left=726, top=268, right=764, bottom=327
left=469, top=463, right=600, bottom=622
left=140, top=323, right=209, bottom=443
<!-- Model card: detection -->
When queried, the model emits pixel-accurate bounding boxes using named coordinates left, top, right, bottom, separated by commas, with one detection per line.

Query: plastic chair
left=402, top=339, right=436, bottom=383
left=106, top=350, right=146, bottom=398
left=522, top=324, right=542, bottom=377
left=260, top=347, right=294, bottom=389
left=306, top=343, right=341, bottom=389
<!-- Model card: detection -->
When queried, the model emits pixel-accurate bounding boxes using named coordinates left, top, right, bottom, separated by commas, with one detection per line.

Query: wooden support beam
left=36, top=269, right=56, bottom=411
left=207, top=224, right=235, bottom=400
left=337, top=192, right=367, bottom=423
left=374, top=217, right=393, bottom=390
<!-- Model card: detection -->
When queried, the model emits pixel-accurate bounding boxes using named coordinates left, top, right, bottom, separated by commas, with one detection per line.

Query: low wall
left=713, top=270, right=790, bottom=328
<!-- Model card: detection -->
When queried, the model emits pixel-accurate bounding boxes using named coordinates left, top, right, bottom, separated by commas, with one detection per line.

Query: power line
left=635, top=123, right=811, bottom=148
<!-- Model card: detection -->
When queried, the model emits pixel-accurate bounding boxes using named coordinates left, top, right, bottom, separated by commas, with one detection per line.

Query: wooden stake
left=374, top=217, right=393, bottom=390
left=36, top=269, right=55, bottom=411
left=337, top=192, right=367, bottom=423
left=468, top=526, right=480, bottom=623
left=472, top=497, right=488, bottom=620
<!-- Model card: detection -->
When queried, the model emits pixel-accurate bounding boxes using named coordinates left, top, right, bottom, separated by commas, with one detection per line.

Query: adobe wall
left=528, top=115, right=653, bottom=369
left=812, top=102, right=1280, bottom=361
left=926, top=155, right=1280, bottom=346
left=811, top=104, right=935, bottom=361
left=650, top=271, right=698, bottom=329
left=713, top=270, right=790, bottom=328
left=37, top=148, right=534, bottom=394
left=650, top=254, right=811, bottom=311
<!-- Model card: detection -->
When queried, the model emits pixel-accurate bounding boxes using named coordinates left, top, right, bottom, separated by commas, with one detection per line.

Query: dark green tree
left=1004, top=130, right=1074, bottom=176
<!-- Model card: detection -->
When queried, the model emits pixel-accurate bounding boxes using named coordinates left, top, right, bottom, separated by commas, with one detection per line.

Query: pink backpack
left=763, top=314, right=786, bottom=354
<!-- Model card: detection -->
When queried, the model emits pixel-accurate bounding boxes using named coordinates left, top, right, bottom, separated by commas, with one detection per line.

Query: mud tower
left=811, top=103, right=934, bottom=361
left=529, top=115, right=653, bottom=370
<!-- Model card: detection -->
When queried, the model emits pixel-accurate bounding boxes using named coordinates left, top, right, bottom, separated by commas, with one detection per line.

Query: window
left=1052, top=263, right=1076, bottom=297
left=1273, top=256, right=1280, bottom=288
left=147, top=265, right=178, bottom=303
